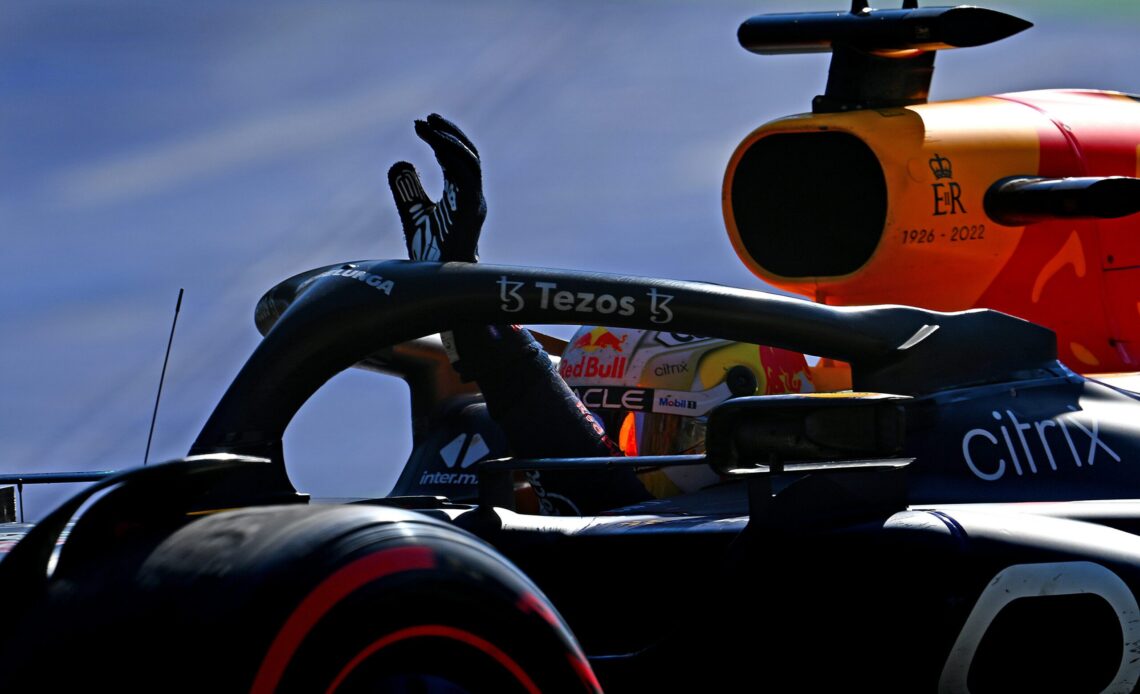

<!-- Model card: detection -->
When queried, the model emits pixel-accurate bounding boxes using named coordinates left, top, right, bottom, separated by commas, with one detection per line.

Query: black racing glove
left=385, top=115, right=651, bottom=515
left=387, top=113, right=486, bottom=262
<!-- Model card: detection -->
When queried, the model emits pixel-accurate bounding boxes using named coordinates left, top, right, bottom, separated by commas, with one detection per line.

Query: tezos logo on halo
left=497, top=276, right=674, bottom=324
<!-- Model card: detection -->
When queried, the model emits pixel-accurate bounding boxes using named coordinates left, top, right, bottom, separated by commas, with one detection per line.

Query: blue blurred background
left=3, top=0, right=1138, bottom=517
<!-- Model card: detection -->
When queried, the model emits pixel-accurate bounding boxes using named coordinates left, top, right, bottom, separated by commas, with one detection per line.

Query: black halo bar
left=195, top=259, right=1060, bottom=462
left=738, top=5, right=1033, bottom=55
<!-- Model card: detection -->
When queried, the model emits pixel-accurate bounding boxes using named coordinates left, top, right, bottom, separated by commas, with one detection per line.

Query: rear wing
left=0, top=487, right=13, bottom=524
left=0, top=471, right=116, bottom=524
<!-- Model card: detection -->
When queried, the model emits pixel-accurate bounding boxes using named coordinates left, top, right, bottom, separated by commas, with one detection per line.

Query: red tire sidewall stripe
left=517, top=591, right=603, bottom=691
left=566, top=651, right=604, bottom=694
left=323, top=624, right=542, bottom=694
left=251, top=545, right=436, bottom=693
left=515, top=591, right=561, bottom=629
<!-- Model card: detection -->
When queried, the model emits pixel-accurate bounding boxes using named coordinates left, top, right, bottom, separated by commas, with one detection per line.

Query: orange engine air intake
left=724, top=89, right=1140, bottom=373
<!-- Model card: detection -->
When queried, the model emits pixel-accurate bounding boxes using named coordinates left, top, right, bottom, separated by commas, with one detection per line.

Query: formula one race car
left=4, top=3, right=1140, bottom=693
left=5, top=258, right=1140, bottom=692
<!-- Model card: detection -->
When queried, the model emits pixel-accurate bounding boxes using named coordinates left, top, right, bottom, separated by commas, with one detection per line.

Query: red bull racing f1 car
left=2, top=255, right=1139, bottom=691
left=4, top=3, right=1140, bottom=692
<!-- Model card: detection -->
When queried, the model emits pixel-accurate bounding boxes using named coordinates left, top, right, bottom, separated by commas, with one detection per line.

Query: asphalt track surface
left=2, top=1, right=1138, bottom=518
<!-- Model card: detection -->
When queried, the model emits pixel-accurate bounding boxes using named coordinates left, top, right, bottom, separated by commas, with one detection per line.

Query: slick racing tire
left=150, top=504, right=600, bottom=693
left=8, top=504, right=599, bottom=693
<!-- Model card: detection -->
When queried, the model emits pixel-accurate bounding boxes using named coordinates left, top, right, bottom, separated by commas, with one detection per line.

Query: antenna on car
left=144, top=288, right=183, bottom=466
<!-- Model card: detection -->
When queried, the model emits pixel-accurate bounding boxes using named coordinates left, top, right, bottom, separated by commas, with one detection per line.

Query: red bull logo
left=572, top=327, right=627, bottom=353
left=760, top=346, right=813, bottom=394
left=560, top=355, right=628, bottom=381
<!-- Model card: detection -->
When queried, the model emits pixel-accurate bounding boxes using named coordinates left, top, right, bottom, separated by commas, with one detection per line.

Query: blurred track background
left=2, top=0, right=1138, bottom=517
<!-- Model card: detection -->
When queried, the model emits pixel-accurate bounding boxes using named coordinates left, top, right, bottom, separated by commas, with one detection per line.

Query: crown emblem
left=929, top=153, right=953, bottom=179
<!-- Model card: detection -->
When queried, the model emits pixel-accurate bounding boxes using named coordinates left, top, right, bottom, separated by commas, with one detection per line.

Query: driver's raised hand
left=386, top=114, right=650, bottom=515
left=387, top=114, right=486, bottom=263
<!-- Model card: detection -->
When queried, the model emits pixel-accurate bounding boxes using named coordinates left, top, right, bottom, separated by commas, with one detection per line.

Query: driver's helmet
left=559, top=327, right=816, bottom=495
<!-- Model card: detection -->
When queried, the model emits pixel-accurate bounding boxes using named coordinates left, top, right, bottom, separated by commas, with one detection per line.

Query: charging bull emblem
left=760, top=346, right=814, bottom=394
left=572, top=327, right=628, bottom=352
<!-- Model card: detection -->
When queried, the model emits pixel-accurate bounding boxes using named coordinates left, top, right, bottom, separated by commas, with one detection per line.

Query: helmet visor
left=617, top=411, right=707, bottom=457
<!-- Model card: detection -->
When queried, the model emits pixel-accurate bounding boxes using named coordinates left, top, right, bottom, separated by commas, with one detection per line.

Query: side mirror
left=706, top=393, right=910, bottom=475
